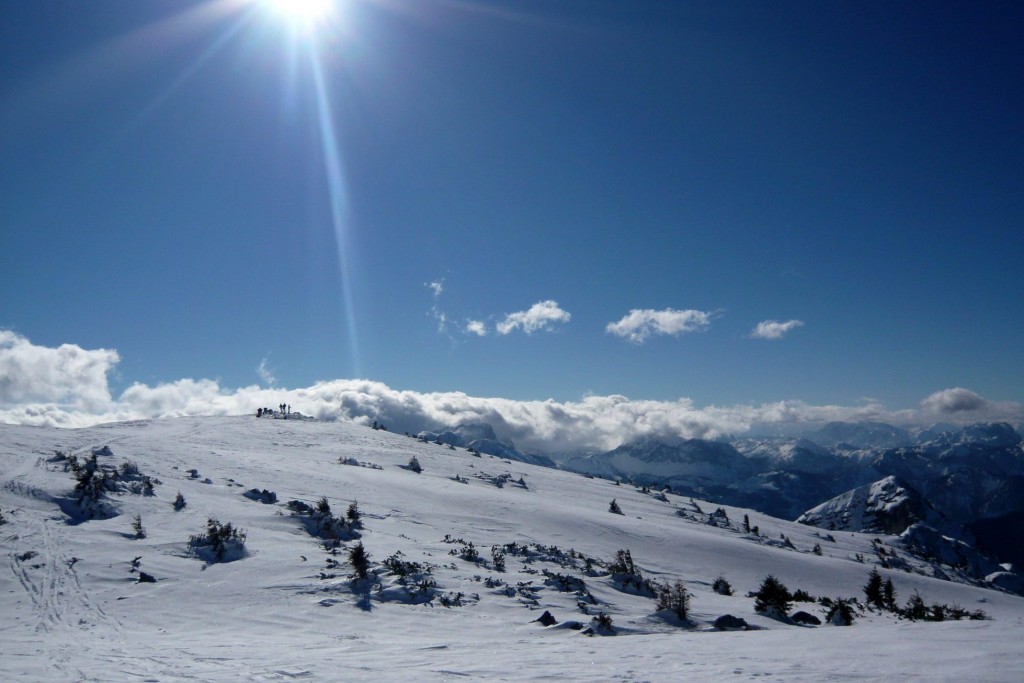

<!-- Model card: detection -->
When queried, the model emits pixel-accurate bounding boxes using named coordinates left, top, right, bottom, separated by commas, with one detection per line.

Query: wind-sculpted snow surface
left=1, top=416, right=1023, bottom=681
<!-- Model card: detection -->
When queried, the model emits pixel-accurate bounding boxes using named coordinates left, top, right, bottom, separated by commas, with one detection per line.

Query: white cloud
left=465, top=320, right=487, bottom=336
left=496, top=300, right=571, bottom=335
left=921, top=387, right=988, bottom=414
left=0, top=330, right=118, bottom=411
left=433, top=310, right=449, bottom=334
left=426, top=279, right=444, bottom=298
left=751, top=319, right=804, bottom=340
left=257, top=357, right=277, bottom=387
left=606, top=308, right=712, bottom=343
left=2, top=334, right=1021, bottom=453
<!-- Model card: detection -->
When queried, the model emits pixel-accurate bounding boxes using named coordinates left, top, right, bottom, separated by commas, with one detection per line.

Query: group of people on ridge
left=256, top=403, right=291, bottom=418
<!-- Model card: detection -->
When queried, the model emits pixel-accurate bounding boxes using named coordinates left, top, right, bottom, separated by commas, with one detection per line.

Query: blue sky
left=2, top=0, right=1022, bottom=425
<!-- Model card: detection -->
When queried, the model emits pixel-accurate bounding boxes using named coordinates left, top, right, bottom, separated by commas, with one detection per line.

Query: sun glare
left=264, top=0, right=333, bottom=27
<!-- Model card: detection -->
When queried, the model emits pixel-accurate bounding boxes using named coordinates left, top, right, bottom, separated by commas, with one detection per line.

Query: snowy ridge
left=796, top=476, right=956, bottom=538
left=1, top=416, right=1022, bottom=681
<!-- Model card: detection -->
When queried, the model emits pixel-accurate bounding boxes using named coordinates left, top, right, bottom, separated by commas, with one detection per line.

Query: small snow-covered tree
left=173, top=491, right=186, bottom=511
left=131, top=513, right=146, bottom=539
left=608, top=549, right=636, bottom=576
left=609, top=499, right=623, bottom=515
left=188, top=518, right=247, bottom=562
left=408, top=456, right=422, bottom=473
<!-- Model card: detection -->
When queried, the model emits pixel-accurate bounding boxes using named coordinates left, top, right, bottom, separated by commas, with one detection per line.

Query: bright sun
left=263, top=0, right=334, bottom=26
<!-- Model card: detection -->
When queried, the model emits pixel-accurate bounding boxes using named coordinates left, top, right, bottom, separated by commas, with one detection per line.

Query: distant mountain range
left=556, top=421, right=1024, bottom=569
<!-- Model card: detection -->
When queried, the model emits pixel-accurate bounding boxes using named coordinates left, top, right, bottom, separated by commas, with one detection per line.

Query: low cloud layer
left=496, top=300, right=571, bottom=335
left=751, top=319, right=804, bottom=340
left=2, top=332, right=1021, bottom=453
left=606, top=308, right=712, bottom=343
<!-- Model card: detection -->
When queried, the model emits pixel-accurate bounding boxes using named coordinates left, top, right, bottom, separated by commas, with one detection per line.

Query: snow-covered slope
left=2, top=416, right=1023, bottom=681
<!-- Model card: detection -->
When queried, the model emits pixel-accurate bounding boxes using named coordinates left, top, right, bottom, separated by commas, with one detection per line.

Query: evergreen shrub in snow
left=657, top=580, right=691, bottom=622
left=826, top=597, right=856, bottom=626
left=753, top=575, right=792, bottom=619
left=349, top=541, right=370, bottom=580
left=287, top=498, right=361, bottom=541
left=131, top=513, right=146, bottom=539
left=188, top=518, right=247, bottom=562
left=607, top=549, right=657, bottom=597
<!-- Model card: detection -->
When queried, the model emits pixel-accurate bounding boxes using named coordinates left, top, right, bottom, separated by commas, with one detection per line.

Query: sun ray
left=308, top=44, right=362, bottom=378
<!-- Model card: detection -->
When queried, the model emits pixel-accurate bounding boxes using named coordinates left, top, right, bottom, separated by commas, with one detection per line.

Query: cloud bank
left=751, top=319, right=804, bottom=340
left=606, top=308, right=712, bottom=343
left=2, top=332, right=1021, bottom=453
left=0, top=331, right=119, bottom=411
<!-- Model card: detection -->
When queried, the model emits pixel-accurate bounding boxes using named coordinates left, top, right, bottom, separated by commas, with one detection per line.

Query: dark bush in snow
left=608, top=499, right=623, bottom=515
left=173, top=491, right=186, bottom=511
left=712, top=576, right=734, bottom=596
